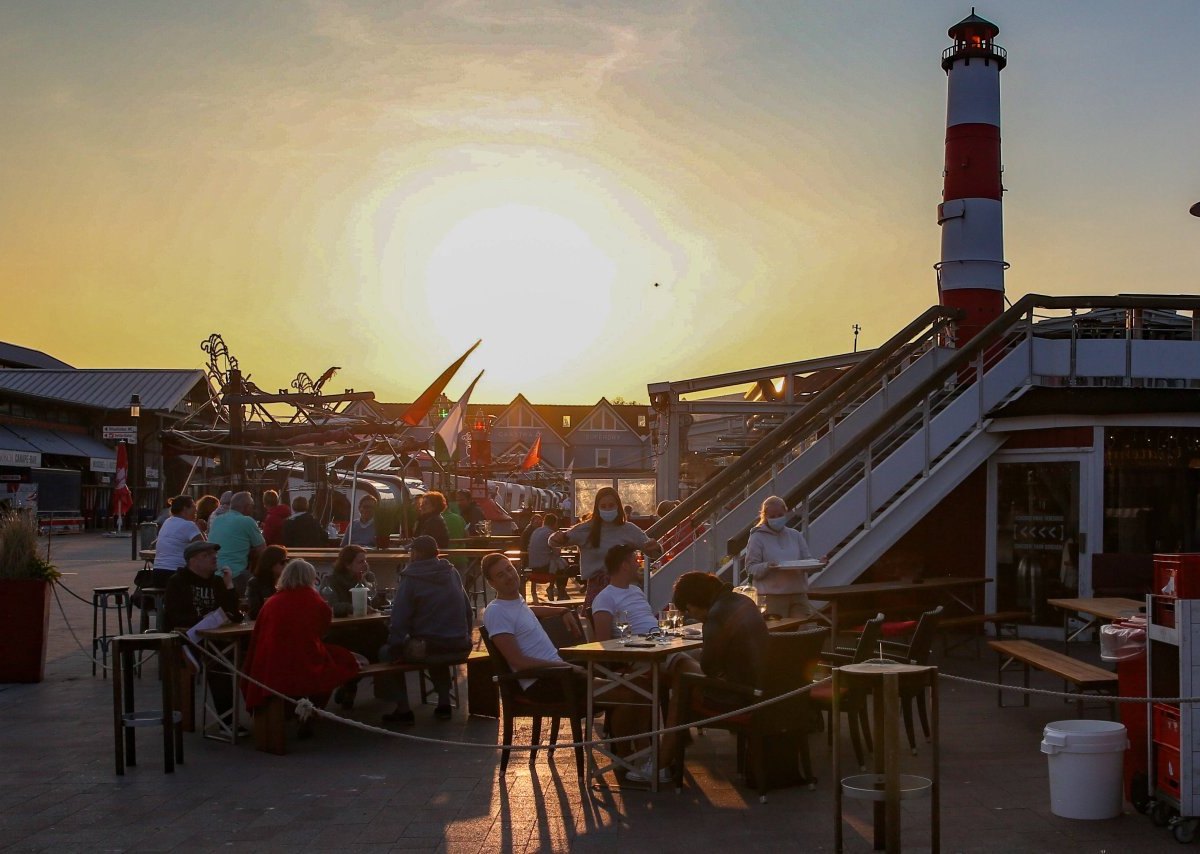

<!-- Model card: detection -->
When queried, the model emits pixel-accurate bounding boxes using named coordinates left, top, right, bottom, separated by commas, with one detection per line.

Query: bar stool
left=112, top=632, right=184, bottom=775
left=92, top=586, right=131, bottom=677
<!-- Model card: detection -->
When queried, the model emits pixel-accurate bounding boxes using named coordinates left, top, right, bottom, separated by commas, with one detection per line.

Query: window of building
left=562, top=415, right=571, bottom=428
left=584, top=410, right=619, bottom=431
left=637, top=415, right=647, bottom=428
left=595, top=448, right=610, bottom=468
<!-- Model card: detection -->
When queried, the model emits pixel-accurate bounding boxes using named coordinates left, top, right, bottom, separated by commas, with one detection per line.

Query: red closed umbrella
left=111, top=442, right=133, bottom=524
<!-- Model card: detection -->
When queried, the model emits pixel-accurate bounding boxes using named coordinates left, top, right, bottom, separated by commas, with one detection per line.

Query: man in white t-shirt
left=480, top=554, right=585, bottom=696
left=591, top=544, right=659, bottom=641
left=592, top=544, right=702, bottom=784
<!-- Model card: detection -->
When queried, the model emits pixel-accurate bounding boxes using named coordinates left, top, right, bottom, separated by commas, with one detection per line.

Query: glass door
left=992, top=458, right=1087, bottom=627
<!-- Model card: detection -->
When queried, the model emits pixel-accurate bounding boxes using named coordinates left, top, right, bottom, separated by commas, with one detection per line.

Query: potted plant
left=0, top=513, right=61, bottom=683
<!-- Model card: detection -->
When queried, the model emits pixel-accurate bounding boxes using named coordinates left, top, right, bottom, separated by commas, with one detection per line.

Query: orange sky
left=2, top=2, right=1198, bottom=404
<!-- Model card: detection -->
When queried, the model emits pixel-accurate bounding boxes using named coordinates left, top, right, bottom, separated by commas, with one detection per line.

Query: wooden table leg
left=113, top=640, right=125, bottom=775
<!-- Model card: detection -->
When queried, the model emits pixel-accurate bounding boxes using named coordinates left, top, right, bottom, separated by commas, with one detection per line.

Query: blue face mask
left=766, top=516, right=788, bottom=532
left=598, top=508, right=619, bottom=523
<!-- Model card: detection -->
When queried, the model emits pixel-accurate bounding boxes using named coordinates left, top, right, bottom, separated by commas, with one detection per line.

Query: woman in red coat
left=242, top=559, right=361, bottom=726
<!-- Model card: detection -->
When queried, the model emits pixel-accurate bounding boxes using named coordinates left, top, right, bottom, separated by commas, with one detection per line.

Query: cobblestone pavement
left=0, top=534, right=1174, bottom=852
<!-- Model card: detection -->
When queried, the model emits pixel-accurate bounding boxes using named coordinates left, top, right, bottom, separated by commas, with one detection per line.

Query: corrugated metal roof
left=0, top=369, right=208, bottom=412
left=0, top=342, right=73, bottom=369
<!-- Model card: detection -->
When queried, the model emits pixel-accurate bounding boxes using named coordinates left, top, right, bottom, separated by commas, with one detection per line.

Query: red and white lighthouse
left=937, top=11, right=1007, bottom=344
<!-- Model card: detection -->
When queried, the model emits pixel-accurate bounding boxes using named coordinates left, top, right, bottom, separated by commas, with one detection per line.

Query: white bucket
left=1040, top=720, right=1128, bottom=819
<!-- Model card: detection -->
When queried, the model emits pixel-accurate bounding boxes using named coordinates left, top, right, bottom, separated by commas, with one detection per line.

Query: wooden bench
left=252, top=655, right=484, bottom=755
left=941, top=611, right=1028, bottom=657
left=988, top=639, right=1117, bottom=717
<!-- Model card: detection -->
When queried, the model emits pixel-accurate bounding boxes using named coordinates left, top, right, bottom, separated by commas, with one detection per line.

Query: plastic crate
left=1153, top=553, right=1200, bottom=599
left=1152, top=596, right=1177, bottom=629
left=1153, top=703, right=1181, bottom=750
left=1156, top=744, right=1182, bottom=800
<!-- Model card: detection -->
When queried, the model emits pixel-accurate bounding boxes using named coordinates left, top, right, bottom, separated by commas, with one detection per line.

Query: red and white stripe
left=937, top=14, right=1007, bottom=343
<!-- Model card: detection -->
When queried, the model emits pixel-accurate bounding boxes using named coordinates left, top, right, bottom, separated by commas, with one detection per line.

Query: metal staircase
left=645, top=294, right=1200, bottom=610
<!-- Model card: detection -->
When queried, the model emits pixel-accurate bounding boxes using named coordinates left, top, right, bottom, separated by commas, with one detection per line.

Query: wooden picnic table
left=808, top=577, right=993, bottom=638
left=1046, top=596, right=1144, bottom=656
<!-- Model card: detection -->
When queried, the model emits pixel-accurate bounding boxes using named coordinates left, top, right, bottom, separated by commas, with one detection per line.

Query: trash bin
left=1041, top=720, right=1128, bottom=819
left=137, top=522, right=159, bottom=550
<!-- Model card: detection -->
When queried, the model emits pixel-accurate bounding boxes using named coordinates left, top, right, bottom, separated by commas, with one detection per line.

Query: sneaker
left=625, top=761, right=672, bottom=784
left=433, top=705, right=452, bottom=721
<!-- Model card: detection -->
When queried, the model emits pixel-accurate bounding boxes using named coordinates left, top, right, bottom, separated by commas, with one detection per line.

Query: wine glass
left=615, top=610, right=631, bottom=642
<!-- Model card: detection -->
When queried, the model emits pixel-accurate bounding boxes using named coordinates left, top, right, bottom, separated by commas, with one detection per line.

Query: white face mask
left=598, top=508, right=619, bottom=523
left=766, top=516, right=788, bottom=532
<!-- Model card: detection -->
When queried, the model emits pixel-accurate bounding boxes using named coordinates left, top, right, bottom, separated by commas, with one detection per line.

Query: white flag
left=433, top=371, right=483, bottom=460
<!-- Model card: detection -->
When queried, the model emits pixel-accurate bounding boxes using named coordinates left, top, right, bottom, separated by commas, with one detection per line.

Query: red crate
left=1152, top=596, right=1177, bottom=628
left=1154, top=703, right=1181, bottom=750
left=1157, top=744, right=1182, bottom=800
left=1154, top=553, right=1200, bottom=599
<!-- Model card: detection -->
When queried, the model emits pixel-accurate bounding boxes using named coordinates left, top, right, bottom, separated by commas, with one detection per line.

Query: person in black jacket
left=163, top=541, right=240, bottom=720
left=378, top=536, right=473, bottom=723
left=282, top=496, right=329, bottom=548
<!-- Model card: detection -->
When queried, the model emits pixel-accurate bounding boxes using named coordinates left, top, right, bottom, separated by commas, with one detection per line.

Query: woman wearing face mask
left=549, top=486, right=662, bottom=610
left=745, top=495, right=818, bottom=618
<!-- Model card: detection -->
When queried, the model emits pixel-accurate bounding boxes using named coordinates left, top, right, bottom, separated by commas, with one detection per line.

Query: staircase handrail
left=743, top=293, right=1200, bottom=556
left=647, top=304, right=961, bottom=540
left=652, top=292, right=1200, bottom=564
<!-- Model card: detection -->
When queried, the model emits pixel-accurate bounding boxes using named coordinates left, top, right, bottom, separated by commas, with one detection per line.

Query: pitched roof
left=0, top=342, right=73, bottom=370
left=0, top=369, right=210, bottom=412
left=365, top=398, right=652, bottom=439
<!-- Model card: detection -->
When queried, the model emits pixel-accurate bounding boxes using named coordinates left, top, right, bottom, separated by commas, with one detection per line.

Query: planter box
left=0, top=579, right=51, bottom=683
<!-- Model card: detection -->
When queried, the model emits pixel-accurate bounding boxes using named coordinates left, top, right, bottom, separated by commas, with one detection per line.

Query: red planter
left=0, top=579, right=51, bottom=683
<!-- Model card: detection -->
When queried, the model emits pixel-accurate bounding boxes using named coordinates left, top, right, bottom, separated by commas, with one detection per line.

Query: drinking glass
left=615, top=610, right=631, bottom=641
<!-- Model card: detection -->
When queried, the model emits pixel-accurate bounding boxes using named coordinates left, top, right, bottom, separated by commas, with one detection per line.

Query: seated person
left=590, top=544, right=661, bottom=641
left=481, top=554, right=648, bottom=768
left=148, top=494, right=203, bottom=588
left=595, top=545, right=703, bottom=783
left=640, top=571, right=770, bottom=781
left=414, top=493, right=451, bottom=549
left=481, top=553, right=583, bottom=701
left=324, top=545, right=386, bottom=707
left=341, top=495, right=377, bottom=547
left=246, top=545, right=288, bottom=620
left=379, top=536, right=473, bottom=724
left=282, top=496, right=328, bottom=548
left=163, top=541, right=240, bottom=719
left=242, top=559, right=361, bottom=737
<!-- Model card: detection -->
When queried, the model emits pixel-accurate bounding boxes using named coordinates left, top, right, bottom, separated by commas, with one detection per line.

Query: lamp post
left=129, top=394, right=141, bottom=561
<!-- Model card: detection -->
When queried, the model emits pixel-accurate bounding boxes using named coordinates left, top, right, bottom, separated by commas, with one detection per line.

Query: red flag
left=520, top=435, right=542, bottom=471
left=400, top=340, right=481, bottom=426
left=111, top=442, right=133, bottom=517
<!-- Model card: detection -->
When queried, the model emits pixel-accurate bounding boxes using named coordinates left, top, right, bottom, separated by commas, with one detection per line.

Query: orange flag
left=520, top=435, right=542, bottom=471
left=400, top=340, right=481, bottom=426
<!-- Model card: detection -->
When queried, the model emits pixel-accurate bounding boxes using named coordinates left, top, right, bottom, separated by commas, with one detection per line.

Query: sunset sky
left=2, top=1, right=1198, bottom=405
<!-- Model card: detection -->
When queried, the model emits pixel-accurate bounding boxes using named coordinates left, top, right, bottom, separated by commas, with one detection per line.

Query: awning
left=3, top=425, right=90, bottom=457
left=0, top=426, right=42, bottom=467
left=54, top=431, right=117, bottom=460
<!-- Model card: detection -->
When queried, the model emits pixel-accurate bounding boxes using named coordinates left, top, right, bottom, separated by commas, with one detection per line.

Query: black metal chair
left=673, top=626, right=830, bottom=803
left=878, top=605, right=943, bottom=753
left=811, top=612, right=886, bottom=769
left=478, top=625, right=588, bottom=778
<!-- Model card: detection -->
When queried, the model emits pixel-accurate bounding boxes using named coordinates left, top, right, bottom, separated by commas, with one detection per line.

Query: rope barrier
left=47, top=584, right=1200, bottom=750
